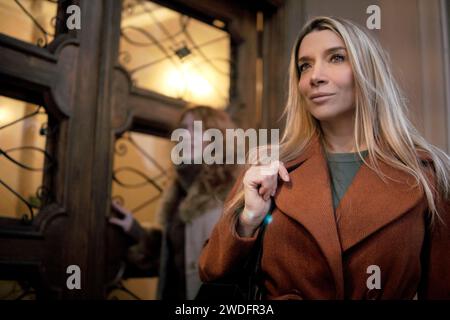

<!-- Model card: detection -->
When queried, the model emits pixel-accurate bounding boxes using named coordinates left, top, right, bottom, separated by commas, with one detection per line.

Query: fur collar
left=157, top=170, right=230, bottom=226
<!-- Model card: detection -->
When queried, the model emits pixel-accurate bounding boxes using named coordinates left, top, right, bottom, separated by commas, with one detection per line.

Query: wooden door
left=0, top=0, right=279, bottom=299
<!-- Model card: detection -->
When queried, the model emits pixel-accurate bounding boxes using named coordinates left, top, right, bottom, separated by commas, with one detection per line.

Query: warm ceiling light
left=166, top=68, right=186, bottom=95
left=165, top=65, right=213, bottom=102
left=187, top=73, right=212, bottom=98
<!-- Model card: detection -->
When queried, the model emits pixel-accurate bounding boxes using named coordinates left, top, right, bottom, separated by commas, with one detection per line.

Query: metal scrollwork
left=0, top=104, right=56, bottom=223
left=13, top=0, right=58, bottom=48
left=0, top=147, right=54, bottom=172
left=112, top=133, right=170, bottom=214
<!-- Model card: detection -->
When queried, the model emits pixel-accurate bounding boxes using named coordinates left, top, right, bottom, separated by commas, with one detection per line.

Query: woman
left=110, top=106, right=237, bottom=300
left=199, top=17, right=450, bottom=299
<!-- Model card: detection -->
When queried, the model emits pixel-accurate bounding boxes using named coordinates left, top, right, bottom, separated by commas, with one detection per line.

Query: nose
left=309, top=63, right=328, bottom=87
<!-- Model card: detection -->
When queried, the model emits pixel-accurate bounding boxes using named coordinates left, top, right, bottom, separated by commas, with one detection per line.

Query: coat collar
left=274, top=133, right=425, bottom=299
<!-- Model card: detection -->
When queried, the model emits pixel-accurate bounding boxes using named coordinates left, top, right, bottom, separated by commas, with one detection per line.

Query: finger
left=271, top=184, right=277, bottom=197
left=264, top=181, right=277, bottom=201
left=278, top=163, right=290, bottom=182
left=259, top=161, right=278, bottom=177
left=113, top=204, right=131, bottom=216
left=109, top=217, right=123, bottom=226
left=243, top=168, right=263, bottom=187
left=111, top=202, right=124, bottom=213
left=259, top=174, right=274, bottom=194
left=260, top=188, right=269, bottom=201
left=270, top=175, right=278, bottom=197
left=259, top=186, right=270, bottom=199
left=257, top=185, right=271, bottom=201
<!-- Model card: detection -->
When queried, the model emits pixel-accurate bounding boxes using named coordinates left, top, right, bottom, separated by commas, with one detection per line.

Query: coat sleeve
left=198, top=170, right=261, bottom=282
left=418, top=170, right=450, bottom=299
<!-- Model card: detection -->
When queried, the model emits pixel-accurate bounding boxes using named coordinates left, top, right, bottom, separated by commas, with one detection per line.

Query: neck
left=320, top=116, right=367, bottom=153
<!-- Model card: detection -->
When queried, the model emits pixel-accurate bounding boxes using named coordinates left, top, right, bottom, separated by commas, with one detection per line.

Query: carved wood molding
left=111, top=66, right=186, bottom=138
left=0, top=34, right=80, bottom=119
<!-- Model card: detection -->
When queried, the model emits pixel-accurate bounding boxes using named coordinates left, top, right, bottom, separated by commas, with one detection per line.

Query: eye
left=330, top=53, right=345, bottom=63
left=297, top=62, right=311, bottom=74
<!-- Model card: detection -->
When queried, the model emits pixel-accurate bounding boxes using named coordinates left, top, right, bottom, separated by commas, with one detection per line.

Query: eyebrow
left=297, top=46, right=347, bottom=63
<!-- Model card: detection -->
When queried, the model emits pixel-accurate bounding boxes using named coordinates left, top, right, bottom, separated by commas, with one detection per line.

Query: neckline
left=326, top=150, right=369, bottom=163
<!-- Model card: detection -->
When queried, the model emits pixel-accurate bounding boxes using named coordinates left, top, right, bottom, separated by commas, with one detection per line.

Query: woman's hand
left=238, top=160, right=290, bottom=237
left=109, top=201, right=134, bottom=233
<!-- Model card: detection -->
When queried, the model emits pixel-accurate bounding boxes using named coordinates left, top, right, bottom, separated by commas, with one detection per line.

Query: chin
left=309, top=105, right=341, bottom=121
left=308, top=104, right=354, bottom=122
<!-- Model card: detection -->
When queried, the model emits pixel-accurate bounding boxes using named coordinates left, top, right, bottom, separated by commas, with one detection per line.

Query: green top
left=325, top=150, right=369, bottom=210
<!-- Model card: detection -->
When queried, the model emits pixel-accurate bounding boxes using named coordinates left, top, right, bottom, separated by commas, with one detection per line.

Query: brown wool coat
left=199, top=135, right=450, bottom=300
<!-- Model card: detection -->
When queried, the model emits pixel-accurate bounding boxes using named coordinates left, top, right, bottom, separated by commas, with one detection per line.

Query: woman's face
left=297, top=30, right=355, bottom=123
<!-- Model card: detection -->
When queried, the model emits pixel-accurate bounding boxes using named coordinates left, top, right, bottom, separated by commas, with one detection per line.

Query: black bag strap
left=243, top=201, right=275, bottom=300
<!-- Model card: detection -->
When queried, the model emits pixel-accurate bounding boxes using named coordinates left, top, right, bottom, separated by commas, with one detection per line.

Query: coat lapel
left=274, top=134, right=345, bottom=299
left=336, top=155, right=425, bottom=252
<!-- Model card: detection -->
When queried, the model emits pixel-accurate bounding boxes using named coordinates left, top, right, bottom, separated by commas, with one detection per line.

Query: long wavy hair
left=226, top=16, right=450, bottom=225
left=170, top=106, right=238, bottom=221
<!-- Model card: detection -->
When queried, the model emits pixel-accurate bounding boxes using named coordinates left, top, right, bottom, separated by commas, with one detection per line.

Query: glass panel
left=0, top=280, right=36, bottom=300
left=0, top=0, right=58, bottom=47
left=0, top=96, right=52, bottom=222
left=110, top=132, right=173, bottom=300
left=112, top=131, right=172, bottom=220
left=119, top=0, right=231, bottom=109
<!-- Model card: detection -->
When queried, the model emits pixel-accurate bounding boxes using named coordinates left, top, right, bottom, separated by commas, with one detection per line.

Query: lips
left=309, top=92, right=335, bottom=103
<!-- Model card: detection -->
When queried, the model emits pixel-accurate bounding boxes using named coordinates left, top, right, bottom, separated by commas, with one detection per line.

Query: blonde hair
left=226, top=16, right=450, bottom=225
